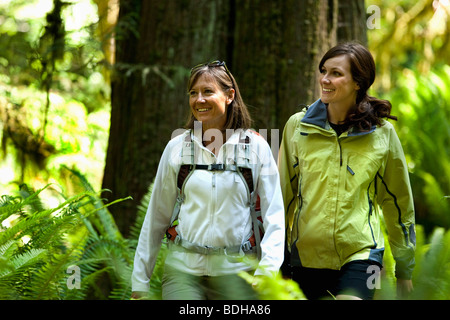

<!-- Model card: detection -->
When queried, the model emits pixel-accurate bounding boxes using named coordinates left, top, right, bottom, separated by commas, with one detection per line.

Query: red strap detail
left=166, top=226, right=178, bottom=240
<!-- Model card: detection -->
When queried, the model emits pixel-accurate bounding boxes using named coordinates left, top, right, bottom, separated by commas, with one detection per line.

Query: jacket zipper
left=205, top=171, right=217, bottom=276
left=367, top=193, right=377, bottom=248
left=336, top=134, right=343, bottom=166
left=207, top=147, right=217, bottom=275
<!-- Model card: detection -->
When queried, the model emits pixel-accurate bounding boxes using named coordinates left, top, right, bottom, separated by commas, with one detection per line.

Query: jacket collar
left=189, top=128, right=249, bottom=146
left=301, top=99, right=376, bottom=136
left=301, top=99, right=328, bottom=129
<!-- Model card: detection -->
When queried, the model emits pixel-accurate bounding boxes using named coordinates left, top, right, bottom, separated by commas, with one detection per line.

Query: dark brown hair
left=185, top=62, right=253, bottom=130
left=319, top=42, right=397, bottom=131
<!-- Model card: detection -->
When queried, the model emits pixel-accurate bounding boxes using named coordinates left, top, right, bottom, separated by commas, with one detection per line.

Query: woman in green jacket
left=279, top=42, right=415, bottom=300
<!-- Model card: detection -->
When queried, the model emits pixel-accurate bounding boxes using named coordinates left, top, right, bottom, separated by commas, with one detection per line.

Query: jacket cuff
left=131, top=275, right=150, bottom=293
left=394, top=255, right=415, bottom=280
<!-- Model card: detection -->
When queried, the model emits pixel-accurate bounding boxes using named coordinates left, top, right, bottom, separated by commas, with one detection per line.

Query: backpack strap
left=169, top=132, right=195, bottom=227
left=234, top=131, right=262, bottom=259
left=167, top=130, right=263, bottom=258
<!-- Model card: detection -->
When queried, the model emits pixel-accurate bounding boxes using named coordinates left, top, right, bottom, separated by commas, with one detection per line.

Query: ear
left=227, top=88, right=235, bottom=105
left=354, top=83, right=360, bottom=91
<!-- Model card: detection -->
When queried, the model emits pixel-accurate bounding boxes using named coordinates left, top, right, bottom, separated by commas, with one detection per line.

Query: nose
left=320, top=74, right=331, bottom=85
left=196, top=92, right=206, bottom=103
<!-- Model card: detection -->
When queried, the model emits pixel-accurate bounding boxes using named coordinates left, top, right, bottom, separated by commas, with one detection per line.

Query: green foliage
left=0, top=184, right=90, bottom=299
left=367, top=0, right=449, bottom=230
left=368, top=0, right=449, bottom=91
left=381, top=65, right=450, bottom=230
left=0, top=0, right=110, bottom=193
left=411, top=226, right=450, bottom=299
left=377, top=225, right=450, bottom=300
left=240, top=270, right=306, bottom=300
left=0, top=174, right=132, bottom=299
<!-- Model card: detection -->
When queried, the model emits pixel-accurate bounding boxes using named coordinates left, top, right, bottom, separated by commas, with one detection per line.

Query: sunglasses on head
left=190, top=60, right=235, bottom=89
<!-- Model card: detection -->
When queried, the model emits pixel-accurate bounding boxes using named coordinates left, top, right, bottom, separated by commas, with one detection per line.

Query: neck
left=327, top=103, right=353, bottom=124
left=201, top=128, right=226, bottom=156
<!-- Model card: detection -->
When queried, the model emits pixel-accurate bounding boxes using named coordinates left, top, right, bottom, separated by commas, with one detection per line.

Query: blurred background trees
left=368, top=0, right=449, bottom=233
left=0, top=0, right=449, bottom=299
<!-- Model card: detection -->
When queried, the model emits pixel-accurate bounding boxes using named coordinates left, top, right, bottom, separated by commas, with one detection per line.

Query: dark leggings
left=291, top=260, right=382, bottom=300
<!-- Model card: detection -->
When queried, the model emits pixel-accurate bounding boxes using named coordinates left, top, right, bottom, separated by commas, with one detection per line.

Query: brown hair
left=319, top=42, right=397, bottom=131
left=185, top=62, right=253, bottom=130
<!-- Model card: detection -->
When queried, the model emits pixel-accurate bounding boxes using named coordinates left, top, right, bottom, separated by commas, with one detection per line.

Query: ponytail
left=347, top=95, right=397, bottom=132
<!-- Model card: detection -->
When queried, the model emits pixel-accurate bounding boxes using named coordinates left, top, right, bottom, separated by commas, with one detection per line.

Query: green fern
left=58, top=167, right=135, bottom=299
left=374, top=224, right=450, bottom=300
left=0, top=178, right=132, bottom=300
left=0, top=248, right=47, bottom=299
left=409, top=227, right=450, bottom=299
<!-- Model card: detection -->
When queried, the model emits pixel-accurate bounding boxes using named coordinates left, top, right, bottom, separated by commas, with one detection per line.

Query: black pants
left=291, top=260, right=382, bottom=300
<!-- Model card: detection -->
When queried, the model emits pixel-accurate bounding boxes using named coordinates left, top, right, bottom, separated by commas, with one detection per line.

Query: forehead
left=323, top=55, right=351, bottom=71
left=190, top=73, right=220, bottom=89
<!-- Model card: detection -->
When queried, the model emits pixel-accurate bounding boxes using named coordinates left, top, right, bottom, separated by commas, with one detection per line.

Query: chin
left=320, top=97, right=330, bottom=104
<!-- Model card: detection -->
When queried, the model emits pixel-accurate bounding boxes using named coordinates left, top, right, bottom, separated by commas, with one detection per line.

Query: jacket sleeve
left=376, top=124, right=416, bottom=280
left=253, top=135, right=285, bottom=276
left=278, top=114, right=301, bottom=244
left=131, top=141, right=179, bottom=292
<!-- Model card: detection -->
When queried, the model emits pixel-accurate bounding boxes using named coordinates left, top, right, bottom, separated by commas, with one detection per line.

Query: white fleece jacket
left=131, top=129, right=285, bottom=292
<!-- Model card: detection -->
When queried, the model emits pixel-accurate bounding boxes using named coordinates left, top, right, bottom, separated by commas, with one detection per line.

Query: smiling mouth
left=197, top=108, right=211, bottom=112
left=322, top=88, right=335, bottom=93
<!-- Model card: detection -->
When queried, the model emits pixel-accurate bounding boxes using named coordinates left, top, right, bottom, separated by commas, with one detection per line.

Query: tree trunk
left=102, top=0, right=232, bottom=237
left=233, top=0, right=339, bottom=132
left=233, top=0, right=367, bottom=134
left=337, top=0, right=368, bottom=45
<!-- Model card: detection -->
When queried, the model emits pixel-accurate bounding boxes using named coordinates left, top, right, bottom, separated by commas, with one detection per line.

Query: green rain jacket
left=279, top=99, right=416, bottom=279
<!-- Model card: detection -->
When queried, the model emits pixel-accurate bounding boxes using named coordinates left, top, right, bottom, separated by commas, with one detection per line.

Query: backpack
left=165, top=129, right=264, bottom=259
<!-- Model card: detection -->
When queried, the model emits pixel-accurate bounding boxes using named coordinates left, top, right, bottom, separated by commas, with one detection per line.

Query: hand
left=397, top=279, right=413, bottom=299
left=131, top=291, right=148, bottom=300
left=252, top=275, right=264, bottom=289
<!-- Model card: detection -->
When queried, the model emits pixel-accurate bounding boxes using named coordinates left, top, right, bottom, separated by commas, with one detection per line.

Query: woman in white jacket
left=131, top=61, right=285, bottom=300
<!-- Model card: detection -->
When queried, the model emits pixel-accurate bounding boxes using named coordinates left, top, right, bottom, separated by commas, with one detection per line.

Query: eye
left=189, top=90, right=197, bottom=97
left=333, top=71, right=342, bottom=76
left=320, top=68, right=326, bottom=74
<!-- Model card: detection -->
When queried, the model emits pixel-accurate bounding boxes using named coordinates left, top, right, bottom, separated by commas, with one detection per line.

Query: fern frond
left=0, top=175, right=135, bottom=300
left=0, top=184, right=52, bottom=221
left=129, top=183, right=153, bottom=248
left=0, top=191, right=94, bottom=248
left=0, top=195, right=24, bottom=222
left=0, top=248, right=47, bottom=279
left=25, top=237, right=86, bottom=300
left=0, top=243, right=48, bottom=299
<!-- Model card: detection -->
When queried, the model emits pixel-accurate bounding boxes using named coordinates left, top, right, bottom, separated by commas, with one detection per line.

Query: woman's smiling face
left=189, top=73, right=234, bottom=131
left=319, top=55, right=360, bottom=109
